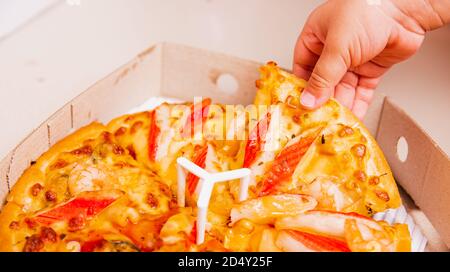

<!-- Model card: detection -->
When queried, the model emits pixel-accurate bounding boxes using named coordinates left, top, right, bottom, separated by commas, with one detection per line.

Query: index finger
left=292, top=29, right=323, bottom=80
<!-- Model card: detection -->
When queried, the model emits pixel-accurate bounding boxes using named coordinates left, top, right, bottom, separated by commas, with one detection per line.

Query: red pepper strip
left=243, top=112, right=271, bottom=168
left=258, top=136, right=315, bottom=196
left=186, top=145, right=208, bottom=195
left=286, top=230, right=351, bottom=252
left=148, top=110, right=160, bottom=161
left=181, top=98, right=212, bottom=138
left=34, top=192, right=120, bottom=225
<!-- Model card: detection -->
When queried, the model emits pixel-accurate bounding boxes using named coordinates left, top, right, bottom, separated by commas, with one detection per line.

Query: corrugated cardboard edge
left=0, top=152, right=12, bottom=206
left=377, top=98, right=450, bottom=249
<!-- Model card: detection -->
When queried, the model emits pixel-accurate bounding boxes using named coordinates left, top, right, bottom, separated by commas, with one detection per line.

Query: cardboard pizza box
left=0, top=42, right=449, bottom=251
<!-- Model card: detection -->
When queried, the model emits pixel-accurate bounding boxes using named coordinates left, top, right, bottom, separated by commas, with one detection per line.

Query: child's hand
left=294, top=0, right=448, bottom=119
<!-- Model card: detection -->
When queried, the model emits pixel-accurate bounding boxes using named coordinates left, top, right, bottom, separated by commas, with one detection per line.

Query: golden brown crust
left=6, top=123, right=106, bottom=206
left=0, top=123, right=107, bottom=251
left=0, top=202, right=24, bottom=251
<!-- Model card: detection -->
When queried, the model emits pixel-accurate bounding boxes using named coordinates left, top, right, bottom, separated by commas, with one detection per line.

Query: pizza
left=0, top=62, right=410, bottom=252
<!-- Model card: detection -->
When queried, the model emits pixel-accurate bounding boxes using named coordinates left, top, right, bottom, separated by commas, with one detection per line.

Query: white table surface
left=0, top=0, right=449, bottom=159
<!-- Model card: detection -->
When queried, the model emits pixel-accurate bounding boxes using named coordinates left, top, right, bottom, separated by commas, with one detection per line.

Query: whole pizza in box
left=0, top=62, right=410, bottom=252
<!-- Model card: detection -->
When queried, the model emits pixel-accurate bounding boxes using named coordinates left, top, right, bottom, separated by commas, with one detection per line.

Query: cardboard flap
left=8, top=124, right=49, bottom=189
left=161, top=43, right=260, bottom=105
left=377, top=98, right=450, bottom=247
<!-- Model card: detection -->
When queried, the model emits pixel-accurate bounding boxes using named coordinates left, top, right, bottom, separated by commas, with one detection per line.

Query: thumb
left=300, top=44, right=348, bottom=109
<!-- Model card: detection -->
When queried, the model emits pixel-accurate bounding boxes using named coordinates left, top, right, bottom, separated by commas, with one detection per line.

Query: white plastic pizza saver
left=176, top=157, right=251, bottom=245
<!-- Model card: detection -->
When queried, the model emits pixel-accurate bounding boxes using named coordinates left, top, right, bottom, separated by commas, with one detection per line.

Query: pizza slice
left=250, top=62, right=401, bottom=215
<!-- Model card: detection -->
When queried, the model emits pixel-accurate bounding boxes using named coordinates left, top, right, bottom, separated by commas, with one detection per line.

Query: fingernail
left=300, top=91, right=316, bottom=108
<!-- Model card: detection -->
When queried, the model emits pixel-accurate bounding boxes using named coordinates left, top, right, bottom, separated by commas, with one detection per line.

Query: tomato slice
left=148, top=110, right=160, bottom=161
left=34, top=191, right=121, bottom=225
left=258, top=136, right=315, bottom=196
left=181, top=98, right=212, bottom=138
left=243, top=112, right=271, bottom=168
left=186, top=145, right=208, bottom=195
left=286, top=230, right=350, bottom=252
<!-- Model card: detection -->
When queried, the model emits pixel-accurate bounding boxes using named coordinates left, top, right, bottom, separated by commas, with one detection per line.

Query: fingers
left=300, top=43, right=349, bottom=109
left=351, top=77, right=379, bottom=120
left=351, top=60, right=390, bottom=79
left=334, top=71, right=358, bottom=109
left=292, top=30, right=322, bottom=80
left=347, top=62, right=386, bottom=119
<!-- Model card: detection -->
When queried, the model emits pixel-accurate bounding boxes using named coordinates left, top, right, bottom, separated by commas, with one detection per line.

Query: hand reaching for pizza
left=293, top=0, right=449, bottom=119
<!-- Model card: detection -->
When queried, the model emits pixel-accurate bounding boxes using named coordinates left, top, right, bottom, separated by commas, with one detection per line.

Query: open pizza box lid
left=1, top=43, right=449, bottom=251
